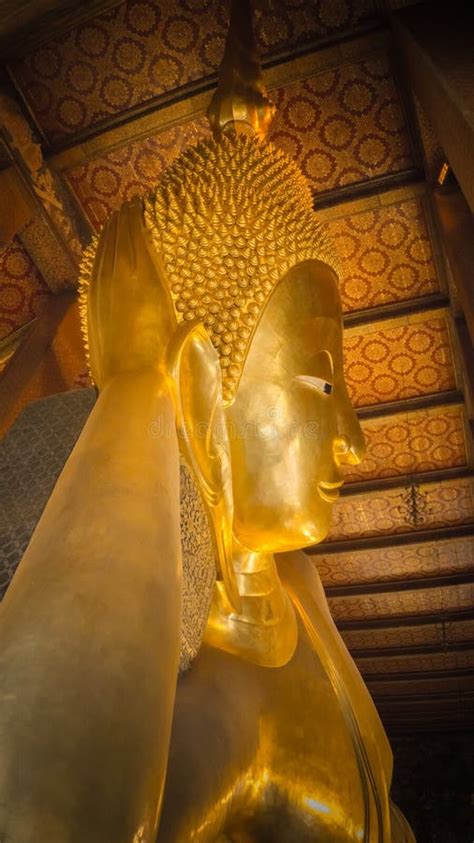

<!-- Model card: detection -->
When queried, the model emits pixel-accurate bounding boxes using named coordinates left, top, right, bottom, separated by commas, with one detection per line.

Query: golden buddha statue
left=0, top=1, right=415, bottom=841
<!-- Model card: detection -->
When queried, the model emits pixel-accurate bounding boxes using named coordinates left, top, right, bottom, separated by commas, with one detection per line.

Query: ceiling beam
left=361, top=667, right=474, bottom=683
left=343, top=293, right=449, bottom=329
left=341, top=466, right=472, bottom=497
left=0, top=0, right=123, bottom=59
left=372, top=691, right=474, bottom=705
left=313, top=167, right=424, bottom=209
left=0, top=319, right=36, bottom=371
left=0, top=93, right=90, bottom=288
left=393, top=2, right=474, bottom=212
left=335, top=606, right=474, bottom=631
left=326, top=570, right=474, bottom=598
left=309, top=523, right=474, bottom=556
left=350, top=640, right=474, bottom=660
left=356, top=389, right=464, bottom=420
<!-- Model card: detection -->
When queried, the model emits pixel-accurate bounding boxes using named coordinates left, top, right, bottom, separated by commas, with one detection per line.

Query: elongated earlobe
left=167, top=322, right=241, bottom=613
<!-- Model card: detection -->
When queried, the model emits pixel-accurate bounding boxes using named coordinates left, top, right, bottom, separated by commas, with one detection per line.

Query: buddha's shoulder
left=276, top=549, right=329, bottom=609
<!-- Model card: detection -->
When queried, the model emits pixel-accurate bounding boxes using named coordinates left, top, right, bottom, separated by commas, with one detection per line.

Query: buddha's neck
left=204, top=540, right=298, bottom=667
left=232, top=542, right=288, bottom=627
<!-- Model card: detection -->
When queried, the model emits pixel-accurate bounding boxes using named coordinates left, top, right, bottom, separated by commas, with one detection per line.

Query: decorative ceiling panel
left=19, top=215, right=82, bottom=292
left=268, top=55, right=413, bottom=193
left=66, top=117, right=210, bottom=229
left=356, top=648, right=474, bottom=677
left=0, top=237, right=50, bottom=341
left=327, top=198, right=440, bottom=312
left=342, top=624, right=445, bottom=651
left=450, top=617, right=474, bottom=642
left=342, top=617, right=474, bottom=652
left=327, top=477, right=474, bottom=541
left=64, top=54, right=413, bottom=228
left=316, top=536, right=474, bottom=587
left=8, top=1, right=385, bottom=144
left=8, top=1, right=226, bottom=143
left=344, top=313, right=456, bottom=408
left=328, top=581, right=474, bottom=623
left=347, top=406, right=467, bottom=483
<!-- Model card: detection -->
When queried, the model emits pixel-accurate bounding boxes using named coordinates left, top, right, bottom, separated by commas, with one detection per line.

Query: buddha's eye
left=295, top=375, right=333, bottom=395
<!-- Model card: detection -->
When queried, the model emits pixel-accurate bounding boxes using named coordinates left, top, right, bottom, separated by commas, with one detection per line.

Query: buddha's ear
left=167, top=322, right=241, bottom=613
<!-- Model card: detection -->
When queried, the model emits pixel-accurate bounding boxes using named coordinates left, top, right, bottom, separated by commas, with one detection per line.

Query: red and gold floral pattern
left=8, top=0, right=381, bottom=143
left=344, top=314, right=456, bottom=408
left=346, top=406, right=467, bottom=482
left=0, top=237, right=50, bottom=341
left=66, top=117, right=210, bottom=229
left=328, top=581, right=474, bottom=623
left=270, top=56, right=413, bottom=194
left=10, top=1, right=227, bottom=143
left=327, top=477, right=474, bottom=541
left=316, top=536, right=474, bottom=587
left=65, top=55, right=414, bottom=228
left=328, top=198, right=440, bottom=312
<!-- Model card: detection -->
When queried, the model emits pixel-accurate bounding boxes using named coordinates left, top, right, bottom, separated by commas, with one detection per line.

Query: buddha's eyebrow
left=295, top=375, right=333, bottom=395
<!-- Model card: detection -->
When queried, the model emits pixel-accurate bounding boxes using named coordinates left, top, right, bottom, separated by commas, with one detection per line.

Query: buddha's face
left=225, top=260, right=365, bottom=553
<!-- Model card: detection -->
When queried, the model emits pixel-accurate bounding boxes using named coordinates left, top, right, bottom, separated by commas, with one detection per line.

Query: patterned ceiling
left=327, top=197, right=440, bottom=311
left=7, top=0, right=399, bottom=145
left=0, top=0, right=473, bottom=735
left=60, top=53, right=415, bottom=220
left=0, top=237, right=49, bottom=341
left=327, top=477, right=473, bottom=542
left=318, top=536, right=474, bottom=586
left=348, top=405, right=468, bottom=482
left=344, top=312, right=457, bottom=406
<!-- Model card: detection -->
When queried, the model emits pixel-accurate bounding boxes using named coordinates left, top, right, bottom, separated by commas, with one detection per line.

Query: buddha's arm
left=0, top=207, right=182, bottom=843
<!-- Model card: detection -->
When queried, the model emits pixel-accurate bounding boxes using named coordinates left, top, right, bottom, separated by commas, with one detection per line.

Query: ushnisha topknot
left=143, top=131, right=338, bottom=404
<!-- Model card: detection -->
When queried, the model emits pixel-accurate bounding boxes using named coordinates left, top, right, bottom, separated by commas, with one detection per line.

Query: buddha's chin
left=299, top=505, right=334, bottom=549
left=233, top=507, right=333, bottom=554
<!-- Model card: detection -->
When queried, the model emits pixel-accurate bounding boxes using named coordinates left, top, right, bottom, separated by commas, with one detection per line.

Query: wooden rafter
left=325, top=570, right=474, bottom=598
left=335, top=607, right=474, bottom=631
left=341, top=466, right=473, bottom=496
left=309, top=523, right=474, bottom=555
left=349, top=641, right=474, bottom=659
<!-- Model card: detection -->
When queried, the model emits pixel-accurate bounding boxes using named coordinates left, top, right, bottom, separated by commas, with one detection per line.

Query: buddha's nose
left=333, top=426, right=366, bottom=467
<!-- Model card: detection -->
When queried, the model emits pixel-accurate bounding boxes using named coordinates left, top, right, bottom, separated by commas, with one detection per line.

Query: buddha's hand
left=84, top=197, right=175, bottom=390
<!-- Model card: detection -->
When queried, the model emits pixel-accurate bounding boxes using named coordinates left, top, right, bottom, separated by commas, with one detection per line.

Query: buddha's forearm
left=0, top=369, right=182, bottom=843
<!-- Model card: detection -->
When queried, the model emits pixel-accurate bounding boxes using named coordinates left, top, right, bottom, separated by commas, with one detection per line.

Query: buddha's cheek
left=231, top=486, right=335, bottom=552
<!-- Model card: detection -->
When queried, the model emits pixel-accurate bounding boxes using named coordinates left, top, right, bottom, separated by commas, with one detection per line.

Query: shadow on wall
left=391, top=732, right=474, bottom=843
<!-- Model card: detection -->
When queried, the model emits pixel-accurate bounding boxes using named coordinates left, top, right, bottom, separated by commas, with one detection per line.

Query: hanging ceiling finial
left=207, top=0, right=275, bottom=140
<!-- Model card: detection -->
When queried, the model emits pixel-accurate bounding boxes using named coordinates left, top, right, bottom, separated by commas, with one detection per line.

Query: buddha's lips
left=318, top=480, right=343, bottom=503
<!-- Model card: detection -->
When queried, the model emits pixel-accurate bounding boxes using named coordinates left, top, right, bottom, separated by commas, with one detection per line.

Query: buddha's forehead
left=241, top=260, right=342, bottom=380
